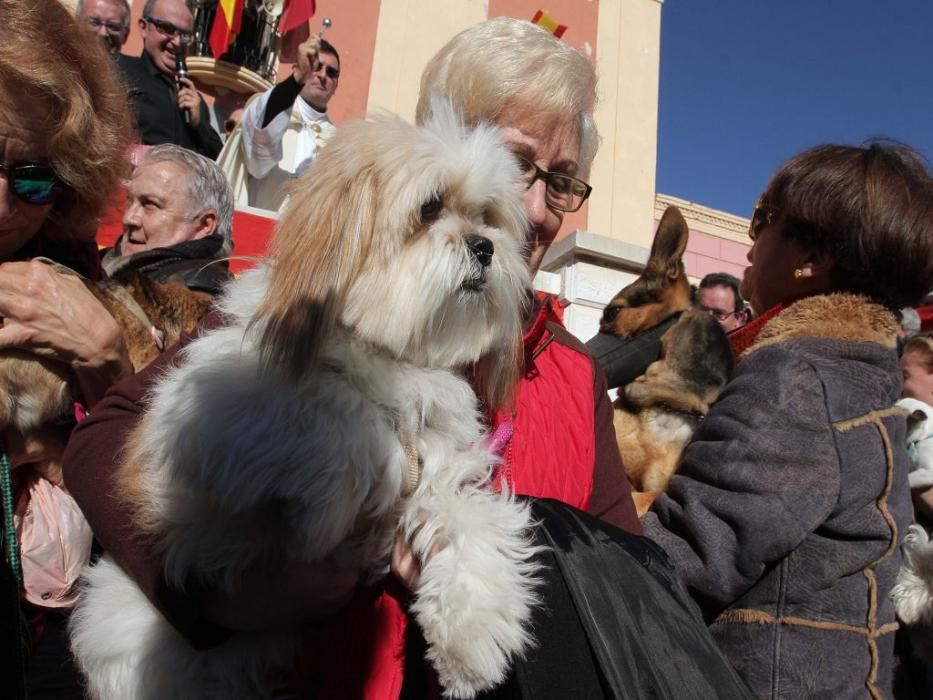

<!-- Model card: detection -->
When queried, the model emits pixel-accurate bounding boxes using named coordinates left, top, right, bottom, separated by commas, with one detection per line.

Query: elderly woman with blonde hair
left=0, top=0, right=134, bottom=696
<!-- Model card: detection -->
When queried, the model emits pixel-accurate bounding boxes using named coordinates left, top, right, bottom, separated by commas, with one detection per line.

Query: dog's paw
left=409, top=492, right=540, bottom=697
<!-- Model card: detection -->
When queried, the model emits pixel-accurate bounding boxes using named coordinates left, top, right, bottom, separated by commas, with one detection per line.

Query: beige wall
left=590, top=0, right=663, bottom=249
left=366, top=0, right=487, bottom=121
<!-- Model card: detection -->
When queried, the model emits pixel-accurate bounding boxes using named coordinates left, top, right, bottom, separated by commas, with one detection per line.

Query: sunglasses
left=748, top=198, right=777, bottom=241
left=0, top=162, right=65, bottom=205
left=144, top=16, right=195, bottom=45
left=313, top=62, right=340, bottom=80
left=515, top=155, right=592, bottom=213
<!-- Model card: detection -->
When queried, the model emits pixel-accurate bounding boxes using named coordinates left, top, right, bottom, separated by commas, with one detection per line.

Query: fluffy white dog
left=69, top=105, right=539, bottom=698
left=892, top=398, right=933, bottom=662
left=897, top=397, right=933, bottom=487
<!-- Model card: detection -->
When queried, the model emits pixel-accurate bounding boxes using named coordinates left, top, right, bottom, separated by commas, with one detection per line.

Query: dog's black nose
left=465, top=235, right=494, bottom=268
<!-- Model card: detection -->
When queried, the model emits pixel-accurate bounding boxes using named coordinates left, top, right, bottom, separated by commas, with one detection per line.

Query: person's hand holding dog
left=0, top=261, right=132, bottom=408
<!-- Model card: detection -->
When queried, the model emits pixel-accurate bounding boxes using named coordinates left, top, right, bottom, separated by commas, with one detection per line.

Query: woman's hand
left=391, top=526, right=444, bottom=592
left=204, top=557, right=360, bottom=632
left=0, top=261, right=132, bottom=407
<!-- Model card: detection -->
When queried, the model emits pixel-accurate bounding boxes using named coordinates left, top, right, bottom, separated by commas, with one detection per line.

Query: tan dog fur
left=0, top=268, right=214, bottom=433
left=599, top=207, right=733, bottom=516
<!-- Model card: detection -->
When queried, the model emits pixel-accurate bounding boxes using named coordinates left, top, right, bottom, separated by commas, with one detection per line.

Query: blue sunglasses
left=0, top=162, right=65, bottom=205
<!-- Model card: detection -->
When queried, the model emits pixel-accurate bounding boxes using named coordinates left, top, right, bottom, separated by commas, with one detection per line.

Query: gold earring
left=793, top=269, right=804, bottom=280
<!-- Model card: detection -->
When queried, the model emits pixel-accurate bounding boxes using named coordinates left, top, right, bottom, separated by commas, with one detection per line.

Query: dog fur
left=892, top=524, right=933, bottom=664
left=598, top=207, right=693, bottom=339
left=0, top=267, right=213, bottom=433
left=614, top=310, right=733, bottom=499
left=896, top=397, right=933, bottom=488
left=599, top=207, right=733, bottom=515
left=69, top=106, right=539, bottom=699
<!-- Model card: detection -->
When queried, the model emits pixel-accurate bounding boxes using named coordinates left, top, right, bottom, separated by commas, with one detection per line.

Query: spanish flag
left=531, top=10, right=567, bottom=38
left=209, top=0, right=244, bottom=59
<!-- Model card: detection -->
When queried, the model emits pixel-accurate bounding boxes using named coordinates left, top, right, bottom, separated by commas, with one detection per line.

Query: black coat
left=116, top=52, right=223, bottom=159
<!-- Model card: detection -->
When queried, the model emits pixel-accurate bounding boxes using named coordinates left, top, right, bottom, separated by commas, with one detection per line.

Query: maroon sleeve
left=62, top=311, right=231, bottom=648
left=587, top=360, right=643, bottom=535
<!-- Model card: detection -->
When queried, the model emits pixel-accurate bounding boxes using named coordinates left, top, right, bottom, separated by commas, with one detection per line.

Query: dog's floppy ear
left=644, top=206, right=689, bottom=283
left=254, top=128, right=379, bottom=383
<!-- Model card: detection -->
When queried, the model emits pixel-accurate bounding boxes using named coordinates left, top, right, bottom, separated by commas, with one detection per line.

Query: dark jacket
left=101, top=235, right=232, bottom=295
left=116, top=52, right=223, bottom=159
left=643, top=293, right=910, bottom=699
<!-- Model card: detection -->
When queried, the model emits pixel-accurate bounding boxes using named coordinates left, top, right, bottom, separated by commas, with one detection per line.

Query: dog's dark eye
left=603, top=305, right=621, bottom=323
left=420, top=195, right=443, bottom=222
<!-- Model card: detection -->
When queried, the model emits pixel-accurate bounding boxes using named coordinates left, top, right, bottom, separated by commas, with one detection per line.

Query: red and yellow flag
left=531, top=9, right=567, bottom=38
left=279, top=0, right=317, bottom=64
left=209, top=0, right=244, bottom=59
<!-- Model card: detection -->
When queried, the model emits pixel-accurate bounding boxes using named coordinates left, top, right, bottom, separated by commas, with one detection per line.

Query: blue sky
left=655, top=0, right=933, bottom=218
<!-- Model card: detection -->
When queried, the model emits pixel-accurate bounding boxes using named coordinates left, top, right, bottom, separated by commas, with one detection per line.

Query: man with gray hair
left=103, top=144, right=234, bottom=294
left=76, top=0, right=131, bottom=54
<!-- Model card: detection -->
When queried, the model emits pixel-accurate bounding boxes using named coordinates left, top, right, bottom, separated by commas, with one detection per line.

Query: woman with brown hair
left=0, top=1, right=134, bottom=696
left=642, top=142, right=933, bottom=697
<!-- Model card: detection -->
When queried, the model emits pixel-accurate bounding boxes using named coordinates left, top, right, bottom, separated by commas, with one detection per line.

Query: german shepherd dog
left=598, top=207, right=734, bottom=515
left=0, top=265, right=214, bottom=433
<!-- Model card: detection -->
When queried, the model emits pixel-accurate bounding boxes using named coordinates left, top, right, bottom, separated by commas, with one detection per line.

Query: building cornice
left=655, top=192, right=750, bottom=244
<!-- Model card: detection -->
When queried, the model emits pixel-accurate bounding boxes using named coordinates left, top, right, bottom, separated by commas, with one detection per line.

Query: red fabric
left=494, top=297, right=594, bottom=511
left=918, top=303, right=933, bottom=332
left=279, top=0, right=316, bottom=63
left=728, top=304, right=784, bottom=359
left=208, top=0, right=244, bottom=59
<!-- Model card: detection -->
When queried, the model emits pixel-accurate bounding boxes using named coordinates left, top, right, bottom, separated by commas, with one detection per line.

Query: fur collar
left=743, top=293, right=898, bottom=359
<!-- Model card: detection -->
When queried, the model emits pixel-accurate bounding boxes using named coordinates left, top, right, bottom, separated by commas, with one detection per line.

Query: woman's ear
left=800, top=249, right=834, bottom=285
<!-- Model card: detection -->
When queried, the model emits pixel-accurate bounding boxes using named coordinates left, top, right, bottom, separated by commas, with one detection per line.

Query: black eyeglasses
left=748, top=198, right=777, bottom=241
left=0, top=163, right=65, bottom=205
left=85, top=16, right=125, bottom=34
left=696, top=305, right=739, bottom=322
left=515, top=155, right=591, bottom=213
left=314, top=62, right=340, bottom=80
left=143, top=16, right=195, bottom=45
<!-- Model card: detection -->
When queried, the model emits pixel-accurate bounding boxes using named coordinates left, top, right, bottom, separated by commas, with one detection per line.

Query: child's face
left=901, top=350, right=933, bottom=404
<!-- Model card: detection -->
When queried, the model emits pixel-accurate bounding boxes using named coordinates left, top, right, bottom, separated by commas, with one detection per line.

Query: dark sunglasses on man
left=0, top=162, right=65, bottom=206
left=144, top=16, right=195, bottom=45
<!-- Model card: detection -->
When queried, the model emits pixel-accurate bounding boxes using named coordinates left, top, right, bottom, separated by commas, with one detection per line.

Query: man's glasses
left=697, top=305, right=739, bottom=323
left=314, top=62, right=340, bottom=80
left=0, top=163, right=65, bottom=205
left=748, top=198, right=776, bottom=241
left=144, top=16, right=195, bottom=45
left=85, top=16, right=125, bottom=35
left=515, top=155, right=592, bottom=213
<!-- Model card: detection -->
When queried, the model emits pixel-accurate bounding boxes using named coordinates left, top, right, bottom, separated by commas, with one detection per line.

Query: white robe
left=219, top=88, right=336, bottom=213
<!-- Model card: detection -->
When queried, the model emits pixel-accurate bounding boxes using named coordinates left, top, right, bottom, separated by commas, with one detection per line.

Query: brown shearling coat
left=643, top=293, right=910, bottom=699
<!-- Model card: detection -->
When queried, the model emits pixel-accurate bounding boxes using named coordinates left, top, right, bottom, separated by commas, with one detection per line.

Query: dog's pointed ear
left=254, top=125, right=378, bottom=383
left=647, top=206, right=689, bottom=280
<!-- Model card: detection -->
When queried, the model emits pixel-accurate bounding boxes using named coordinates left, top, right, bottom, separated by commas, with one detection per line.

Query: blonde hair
left=0, top=0, right=134, bottom=241
left=416, top=18, right=599, bottom=176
